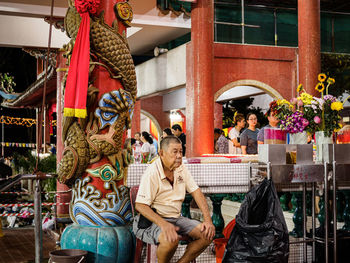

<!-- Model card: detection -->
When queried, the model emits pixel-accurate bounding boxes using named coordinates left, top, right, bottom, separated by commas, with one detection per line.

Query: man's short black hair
left=160, top=135, right=182, bottom=150
left=266, top=108, right=272, bottom=117
left=171, top=124, right=182, bottom=132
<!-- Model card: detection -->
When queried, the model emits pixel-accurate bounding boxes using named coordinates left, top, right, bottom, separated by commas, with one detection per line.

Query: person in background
left=171, top=124, right=186, bottom=156
left=135, top=132, right=142, bottom=145
left=162, top=128, right=172, bottom=139
left=240, top=113, right=259, bottom=154
left=133, top=133, right=142, bottom=163
left=257, top=108, right=280, bottom=144
left=133, top=136, right=215, bottom=262
left=140, top=131, right=157, bottom=163
left=130, top=138, right=136, bottom=163
left=214, top=128, right=229, bottom=154
left=229, top=113, right=246, bottom=154
left=50, top=144, right=56, bottom=155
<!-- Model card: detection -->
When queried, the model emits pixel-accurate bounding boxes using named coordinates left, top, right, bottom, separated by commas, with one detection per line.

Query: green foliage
left=12, top=150, right=56, bottom=174
left=12, top=151, right=36, bottom=174
left=12, top=150, right=57, bottom=201
left=222, top=97, right=267, bottom=128
left=0, top=72, right=16, bottom=93
left=321, top=53, right=350, bottom=97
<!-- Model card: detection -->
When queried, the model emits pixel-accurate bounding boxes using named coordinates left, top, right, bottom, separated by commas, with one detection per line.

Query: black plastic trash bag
left=222, top=179, right=289, bottom=263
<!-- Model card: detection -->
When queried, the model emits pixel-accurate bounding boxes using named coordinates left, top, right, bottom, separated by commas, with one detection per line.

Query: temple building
left=1, top=0, right=350, bottom=158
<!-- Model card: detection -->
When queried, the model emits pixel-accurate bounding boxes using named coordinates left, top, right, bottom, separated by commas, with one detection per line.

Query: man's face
left=135, top=133, right=140, bottom=140
left=159, top=142, right=183, bottom=171
left=172, top=129, right=181, bottom=137
left=268, top=113, right=279, bottom=127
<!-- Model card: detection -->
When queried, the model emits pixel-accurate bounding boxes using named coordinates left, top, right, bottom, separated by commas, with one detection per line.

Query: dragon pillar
left=59, top=1, right=136, bottom=262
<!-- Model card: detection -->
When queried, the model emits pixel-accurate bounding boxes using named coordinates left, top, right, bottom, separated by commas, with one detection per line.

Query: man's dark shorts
left=133, top=214, right=200, bottom=245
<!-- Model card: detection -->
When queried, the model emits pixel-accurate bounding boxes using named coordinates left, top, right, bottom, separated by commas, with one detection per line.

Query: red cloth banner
left=63, top=0, right=100, bottom=118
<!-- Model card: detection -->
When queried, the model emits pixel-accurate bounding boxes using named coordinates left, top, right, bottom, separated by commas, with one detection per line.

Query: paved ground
left=0, top=227, right=56, bottom=263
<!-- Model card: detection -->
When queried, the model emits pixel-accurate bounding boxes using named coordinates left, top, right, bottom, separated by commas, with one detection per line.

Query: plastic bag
left=223, top=179, right=289, bottom=263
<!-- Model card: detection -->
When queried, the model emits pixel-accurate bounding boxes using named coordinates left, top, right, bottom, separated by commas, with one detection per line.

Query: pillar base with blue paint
left=60, top=224, right=134, bottom=263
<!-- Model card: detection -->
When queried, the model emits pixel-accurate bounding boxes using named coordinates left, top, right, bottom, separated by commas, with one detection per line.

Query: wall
left=135, top=44, right=186, bottom=98
left=212, top=43, right=298, bottom=100
left=140, top=96, right=170, bottom=130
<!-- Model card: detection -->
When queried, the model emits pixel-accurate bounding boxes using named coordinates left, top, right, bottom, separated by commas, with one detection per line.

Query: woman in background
left=162, top=128, right=172, bottom=139
left=240, top=113, right=259, bottom=155
left=229, top=112, right=246, bottom=154
left=140, top=131, right=157, bottom=162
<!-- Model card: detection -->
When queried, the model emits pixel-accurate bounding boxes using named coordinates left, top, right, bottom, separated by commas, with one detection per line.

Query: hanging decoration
left=0, top=142, right=36, bottom=148
left=63, top=0, right=100, bottom=118
left=0, top=116, right=56, bottom=127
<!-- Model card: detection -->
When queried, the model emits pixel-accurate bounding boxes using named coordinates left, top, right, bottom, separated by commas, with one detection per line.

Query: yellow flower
left=331, top=101, right=343, bottom=111
left=327, top=78, right=335, bottom=85
left=335, top=124, right=343, bottom=132
left=297, top=84, right=303, bottom=93
left=315, top=82, right=325, bottom=93
left=299, top=92, right=313, bottom=105
left=277, top=99, right=290, bottom=106
left=318, top=73, right=327, bottom=82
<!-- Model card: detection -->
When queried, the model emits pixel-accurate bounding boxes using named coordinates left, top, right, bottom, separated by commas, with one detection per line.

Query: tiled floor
left=0, top=227, right=56, bottom=263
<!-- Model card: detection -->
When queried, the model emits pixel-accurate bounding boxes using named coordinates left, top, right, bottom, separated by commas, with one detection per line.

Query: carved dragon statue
left=58, top=0, right=136, bottom=226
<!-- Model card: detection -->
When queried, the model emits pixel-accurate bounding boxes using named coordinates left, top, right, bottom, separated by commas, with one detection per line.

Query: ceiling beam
left=0, top=14, right=69, bottom=48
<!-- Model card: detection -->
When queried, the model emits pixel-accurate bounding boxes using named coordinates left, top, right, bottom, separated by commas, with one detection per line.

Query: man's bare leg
left=177, top=225, right=213, bottom=263
left=157, top=232, right=179, bottom=263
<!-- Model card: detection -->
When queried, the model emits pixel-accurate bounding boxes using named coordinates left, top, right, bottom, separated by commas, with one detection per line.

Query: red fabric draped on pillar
left=64, top=0, right=100, bottom=118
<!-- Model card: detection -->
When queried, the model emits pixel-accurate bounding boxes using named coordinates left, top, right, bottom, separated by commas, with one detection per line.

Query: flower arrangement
left=271, top=74, right=343, bottom=137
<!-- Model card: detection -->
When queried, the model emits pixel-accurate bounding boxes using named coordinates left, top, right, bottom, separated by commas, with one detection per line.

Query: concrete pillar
left=186, top=0, right=214, bottom=157
left=131, top=99, right=141, bottom=137
left=214, top=102, right=223, bottom=129
left=56, top=51, right=70, bottom=218
left=298, top=0, right=320, bottom=96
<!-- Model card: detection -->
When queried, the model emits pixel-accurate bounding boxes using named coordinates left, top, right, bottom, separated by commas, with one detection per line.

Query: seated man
left=133, top=136, right=215, bottom=263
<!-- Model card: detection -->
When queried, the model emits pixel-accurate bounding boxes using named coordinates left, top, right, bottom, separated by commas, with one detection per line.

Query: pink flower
left=314, top=116, right=321, bottom=124
left=290, top=98, right=298, bottom=105
left=297, top=99, right=304, bottom=107
left=302, top=118, right=309, bottom=127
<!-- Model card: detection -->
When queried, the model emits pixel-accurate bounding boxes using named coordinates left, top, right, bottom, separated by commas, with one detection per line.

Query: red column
left=131, top=99, right=141, bottom=137
left=298, top=0, right=320, bottom=96
left=94, top=0, right=125, bottom=97
left=56, top=51, right=71, bottom=218
left=186, top=0, right=214, bottom=157
left=214, top=102, right=223, bottom=129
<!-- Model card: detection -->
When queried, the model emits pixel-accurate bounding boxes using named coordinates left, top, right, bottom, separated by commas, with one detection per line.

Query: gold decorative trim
left=114, top=2, right=133, bottom=27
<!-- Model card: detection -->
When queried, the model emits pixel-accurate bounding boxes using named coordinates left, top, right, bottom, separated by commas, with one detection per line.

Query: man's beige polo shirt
left=135, top=157, right=199, bottom=218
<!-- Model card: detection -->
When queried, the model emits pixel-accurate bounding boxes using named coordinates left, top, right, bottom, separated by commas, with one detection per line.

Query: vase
left=337, top=125, right=350, bottom=144
left=289, top=131, right=308, bottom=144
left=61, top=224, right=134, bottom=263
left=315, top=131, right=333, bottom=163
left=264, top=127, right=287, bottom=144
